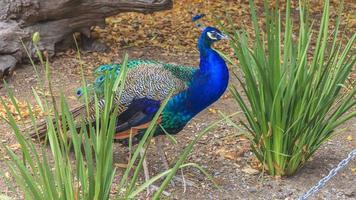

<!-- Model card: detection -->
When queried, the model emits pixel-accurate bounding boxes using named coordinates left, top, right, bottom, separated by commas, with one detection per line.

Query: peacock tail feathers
left=93, top=64, right=120, bottom=75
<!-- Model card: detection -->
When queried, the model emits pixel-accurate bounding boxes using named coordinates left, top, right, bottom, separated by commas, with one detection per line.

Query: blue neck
left=161, top=30, right=229, bottom=131
left=184, top=36, right=229, bottom=115
left=198, top=34, right=213, bottom=59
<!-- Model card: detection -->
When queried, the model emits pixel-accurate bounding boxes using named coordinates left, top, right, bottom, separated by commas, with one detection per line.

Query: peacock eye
left=207, top=31, right=218, bottom=40
left=97, top=66, right=106, bottom=72
left=76, top=89, right=82, bottom=96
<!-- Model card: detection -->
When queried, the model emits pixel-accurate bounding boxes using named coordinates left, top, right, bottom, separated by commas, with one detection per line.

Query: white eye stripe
left=207, top=31, right=217, bottom=40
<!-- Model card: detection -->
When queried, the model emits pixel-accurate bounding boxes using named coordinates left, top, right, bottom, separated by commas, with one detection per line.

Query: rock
left=0, top=55, right=17, bottom=79
left=247, top=186, right=257, bottom=193
left=342, top=189, right=355, bottom=197
left=80, top=34, right=108, bottom=53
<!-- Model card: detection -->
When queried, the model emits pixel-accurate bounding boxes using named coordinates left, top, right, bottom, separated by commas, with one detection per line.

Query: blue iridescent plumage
left=192, top=14, right=205, bottom=22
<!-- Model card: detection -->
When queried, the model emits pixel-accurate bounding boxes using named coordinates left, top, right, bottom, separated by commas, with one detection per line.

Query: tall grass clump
left=0, top=33, right=221, bottom=199
left=0, top=33, right=128, bottom=199
left=225, top=0, right=355, bottom=176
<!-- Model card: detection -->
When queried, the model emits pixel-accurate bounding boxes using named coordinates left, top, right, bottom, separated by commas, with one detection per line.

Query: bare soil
left=0, top=45, right=355, bottom=200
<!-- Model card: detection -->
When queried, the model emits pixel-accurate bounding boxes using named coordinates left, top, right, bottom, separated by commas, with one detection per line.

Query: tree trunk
left=0, top=0, right=172, bottom=79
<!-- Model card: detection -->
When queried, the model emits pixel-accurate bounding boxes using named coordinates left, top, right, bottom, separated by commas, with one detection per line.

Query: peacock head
left=203, top=27, right=227, bottom=42
left=198, top=27, right=227, bottom=51
left=192, top=14, right=227, bottom=49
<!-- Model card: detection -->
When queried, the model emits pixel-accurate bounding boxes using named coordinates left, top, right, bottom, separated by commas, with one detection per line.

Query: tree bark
left=0, top=0, right=172, bottom=79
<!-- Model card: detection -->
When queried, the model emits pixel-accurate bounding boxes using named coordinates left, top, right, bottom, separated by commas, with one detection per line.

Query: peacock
left=31, top=26, right=228, bottom=141
left=30, top=24, right=229, bottom=185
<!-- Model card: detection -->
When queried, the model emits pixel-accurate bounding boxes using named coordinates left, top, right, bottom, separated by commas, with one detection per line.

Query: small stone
left=247, top=186, right=257, bottom=193
left=343, top=189, right=355, bottom=197
left=283, top=188, right=296, bottom=197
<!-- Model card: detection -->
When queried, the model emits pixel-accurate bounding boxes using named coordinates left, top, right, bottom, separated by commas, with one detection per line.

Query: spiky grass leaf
left=224, top=0, right=355, bottom=176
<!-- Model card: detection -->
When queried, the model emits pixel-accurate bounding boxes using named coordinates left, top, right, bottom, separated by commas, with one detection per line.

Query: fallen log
left=0, top=0, right=172, bottom=78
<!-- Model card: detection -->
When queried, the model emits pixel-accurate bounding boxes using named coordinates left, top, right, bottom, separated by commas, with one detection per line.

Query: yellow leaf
left=208, top=108, right=217, bottom=114
left=5, top=172, right=11, bottom=179
left=346, top=135, right=352, bottom=141
left=351, top=168, right=356, bottom=175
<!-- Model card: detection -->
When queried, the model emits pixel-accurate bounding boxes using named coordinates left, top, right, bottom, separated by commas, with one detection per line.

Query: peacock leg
left=140, top=146, right=172, bottom=197
left=140, top=148, right=151, bottom=196
left=155, top=136, right=170, bottom=170
left=154, top=136, right=175, bottom=187
left=154, top=136, right=196, bottom=188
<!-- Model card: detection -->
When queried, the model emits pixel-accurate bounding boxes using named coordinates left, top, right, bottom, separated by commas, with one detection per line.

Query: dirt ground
left=0, top=0, right=355, bottom=199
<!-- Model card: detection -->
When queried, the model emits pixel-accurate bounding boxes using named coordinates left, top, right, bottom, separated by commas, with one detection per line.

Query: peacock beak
left=217, top=32, right=229, bottom=40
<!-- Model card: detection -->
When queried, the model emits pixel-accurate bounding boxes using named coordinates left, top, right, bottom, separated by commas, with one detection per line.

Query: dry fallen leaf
left=8, top=143, right=21, bottom=151
left=249, top=156, right=263, bottom=170
left=115, top=163, right=136, bottom=169
left=208, top=108, right=217, bottom=114
left=216, top=147, right=237, bottom=160
left=222, top=93, right=231, bottom=99
left=351, top=168, right=356, bottom=175
left=4, top=172, right=11, bottom=179
left=0, top=96, right=43, bottom=122
left=346, top=135, right=352, bottom=141
left=68, top=96, right=78, bottom=100
left=242, top=166, right=260, bottom=175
